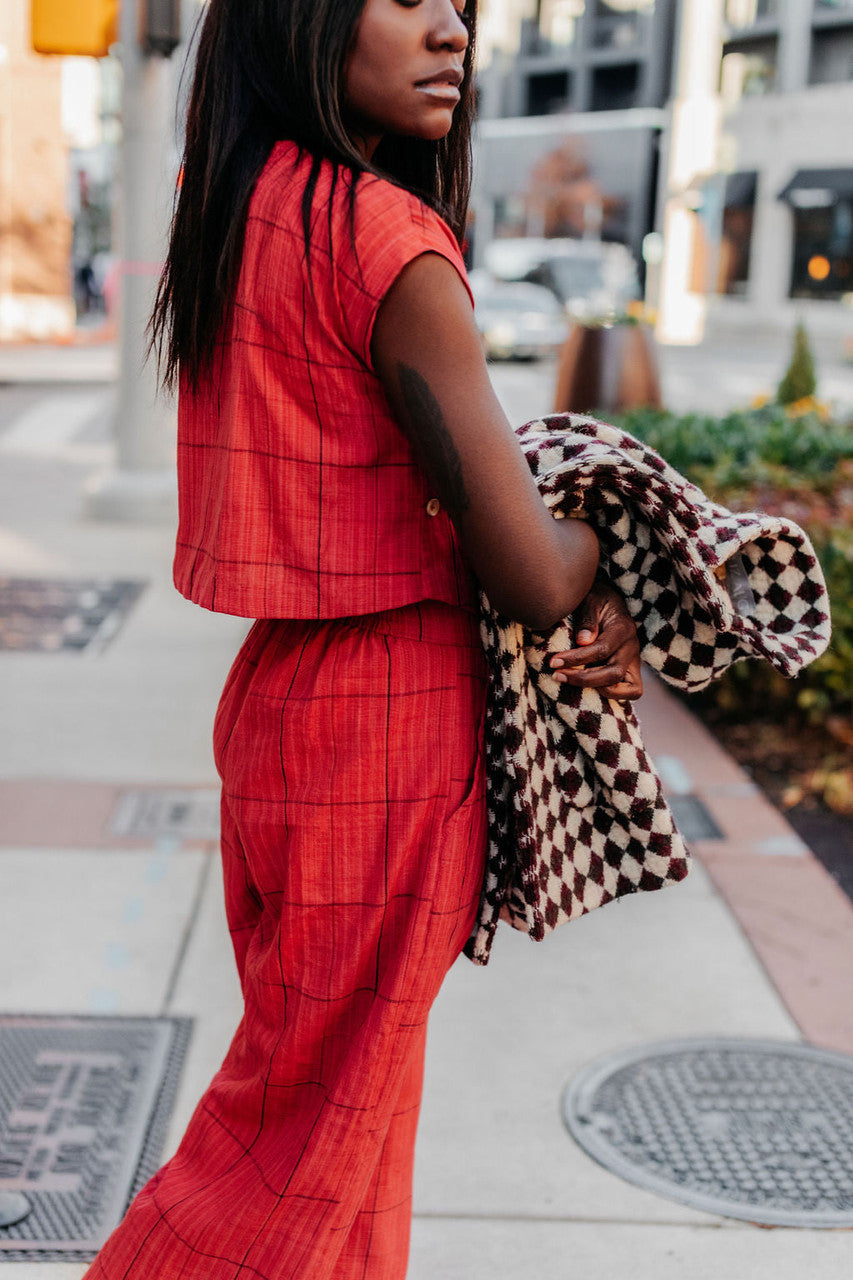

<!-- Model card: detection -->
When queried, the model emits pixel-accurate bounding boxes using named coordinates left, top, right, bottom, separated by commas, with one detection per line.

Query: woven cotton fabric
left=173, top=140, right=476, bottom=621
left=465, top=414, right=832, bottom=965
left=86, top=602, right=487, bottom=1280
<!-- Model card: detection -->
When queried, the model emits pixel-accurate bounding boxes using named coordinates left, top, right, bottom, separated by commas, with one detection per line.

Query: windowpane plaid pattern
left=85, top=601, right=487, bottom=1280
left=173, top=140, right=476, bottom=621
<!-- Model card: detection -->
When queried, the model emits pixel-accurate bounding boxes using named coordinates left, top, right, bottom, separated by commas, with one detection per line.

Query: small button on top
left=425, top=498, right=441, bottom=517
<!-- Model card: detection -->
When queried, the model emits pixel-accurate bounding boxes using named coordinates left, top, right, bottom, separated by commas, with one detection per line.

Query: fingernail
left=577, top=630, right=594, bottom=643
left=550, top=658, right=564, bottom=669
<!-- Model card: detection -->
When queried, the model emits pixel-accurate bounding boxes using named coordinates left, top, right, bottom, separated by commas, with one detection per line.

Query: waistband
left=336, top=599, right=481, bottom=648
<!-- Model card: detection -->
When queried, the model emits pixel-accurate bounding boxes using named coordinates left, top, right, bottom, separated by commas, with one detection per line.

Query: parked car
left=469, top=271, right=569, bottom=361
left=482, top=237, right=640, bottom=322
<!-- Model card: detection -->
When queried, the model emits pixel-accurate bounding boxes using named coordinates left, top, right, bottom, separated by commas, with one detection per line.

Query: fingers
left=550, top=636, right=623, bottom=669
left=550, top=580, right=642, bottom=699
left=550, top=624, right=637, bottom=671
left=572, top=594, right=600, bottom=646
left=551, top=659, right=644, bottom=700
left=599, top=676, right=643, bottom=701
left=553, top=661, right=629, bottom=688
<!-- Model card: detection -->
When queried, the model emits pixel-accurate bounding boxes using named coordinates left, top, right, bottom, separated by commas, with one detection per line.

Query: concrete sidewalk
left=0, top=373, right=852, bottom=1278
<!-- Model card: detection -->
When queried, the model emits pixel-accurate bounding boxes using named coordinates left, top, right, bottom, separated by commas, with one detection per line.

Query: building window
left=717, top=172, right=757, bottom=297
left=525, top=70, right=572, bottom=116
left=720, top=37, right=777, bottom=101
left=591, top=1, right=654, bottom=51
left=590, top=62, right=640, bottom=110
left=724, top=0, right=778, bottom=28
left=535, top=0, right=585, bottom=51
left=790, top=200, right=853, bottom=300
left=810, top=26, right=853, bottom=85
left=815, top=0, right=853, bottom=12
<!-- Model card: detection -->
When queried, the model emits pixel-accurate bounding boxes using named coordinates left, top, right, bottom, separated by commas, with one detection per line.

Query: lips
left=415, top=67, right=464, bottom=89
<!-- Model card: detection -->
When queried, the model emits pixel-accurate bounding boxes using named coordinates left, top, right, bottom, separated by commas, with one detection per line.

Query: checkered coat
left=465, top=414, right=832, bottom=965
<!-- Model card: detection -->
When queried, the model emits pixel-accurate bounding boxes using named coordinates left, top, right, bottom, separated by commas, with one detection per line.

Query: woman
left=86, top=1, right=640, bottom=1277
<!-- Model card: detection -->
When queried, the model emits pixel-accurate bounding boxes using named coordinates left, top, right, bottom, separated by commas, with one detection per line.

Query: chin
left=408, top=114, right=456, bottom=142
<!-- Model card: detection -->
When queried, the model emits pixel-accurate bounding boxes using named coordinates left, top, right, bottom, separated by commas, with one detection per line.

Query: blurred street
left=485, top=330, right=853, bottom=424
left=3, top=325, right=853, bottom=418
left=1, top=351, right=852, bottom=1277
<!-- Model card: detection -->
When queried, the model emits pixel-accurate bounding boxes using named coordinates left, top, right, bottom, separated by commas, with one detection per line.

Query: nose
left=427, top=0, right=469, bottom=53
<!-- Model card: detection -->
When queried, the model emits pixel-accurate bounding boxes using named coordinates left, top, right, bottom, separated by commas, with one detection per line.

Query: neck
left=346, top=120, right=383, bottom=162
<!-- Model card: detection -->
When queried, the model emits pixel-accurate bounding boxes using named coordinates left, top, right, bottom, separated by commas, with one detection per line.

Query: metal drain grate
left=110, top=788, right=221, bottom=841
left=667, top=794, right=724, bottom=842
left=0, top=578, right=146, bottom=652
left=0, top=1015, right=191, bottom=1260
left=563, top=1038, right=853, bottom=1227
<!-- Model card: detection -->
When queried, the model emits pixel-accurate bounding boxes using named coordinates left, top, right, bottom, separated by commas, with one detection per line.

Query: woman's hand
left=548, top=578, right=643, bottom=701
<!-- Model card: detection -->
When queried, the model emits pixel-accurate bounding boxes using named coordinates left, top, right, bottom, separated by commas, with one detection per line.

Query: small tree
left=777, top=322, right=817, bottom=405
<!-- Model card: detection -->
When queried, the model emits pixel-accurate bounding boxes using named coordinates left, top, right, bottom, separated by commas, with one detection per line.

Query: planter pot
left=553, top=322, right=662, bottom=415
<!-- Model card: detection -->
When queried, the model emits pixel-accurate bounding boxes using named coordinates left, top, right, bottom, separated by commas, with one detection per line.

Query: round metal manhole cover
left=563, top=1038, right=853, bottom=1228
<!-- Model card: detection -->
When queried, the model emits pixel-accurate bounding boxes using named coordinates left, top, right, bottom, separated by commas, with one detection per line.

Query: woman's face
left=344, top=0, right=470, bottom=156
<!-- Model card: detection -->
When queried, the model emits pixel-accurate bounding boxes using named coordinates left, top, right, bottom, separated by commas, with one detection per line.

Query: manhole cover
left=0, top=578, right=146, bottom=652
left=563, top=1038, right=853, bottom=1227
left=0, top=1015, right=191, bottom=1260
left=110, top=788, right=220, bottom=841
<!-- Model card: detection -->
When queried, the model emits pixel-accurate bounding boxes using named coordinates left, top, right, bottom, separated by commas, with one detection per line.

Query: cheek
left=345, top=42, right=390, bottom=114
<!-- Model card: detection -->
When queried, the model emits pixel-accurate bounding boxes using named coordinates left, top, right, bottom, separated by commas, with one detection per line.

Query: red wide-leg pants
left=85, top=600, right=487, bottom=1280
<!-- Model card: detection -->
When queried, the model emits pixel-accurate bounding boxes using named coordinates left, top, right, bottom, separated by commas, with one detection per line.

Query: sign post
left=85, top=0, right=181, bottom=523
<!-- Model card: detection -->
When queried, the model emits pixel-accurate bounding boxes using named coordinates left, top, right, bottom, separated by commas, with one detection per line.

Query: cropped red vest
left=173, top=141, right=476, bottom=619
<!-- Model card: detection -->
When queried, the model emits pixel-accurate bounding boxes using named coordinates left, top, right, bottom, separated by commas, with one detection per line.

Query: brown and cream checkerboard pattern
left=465, top=414, right=831, bottom=964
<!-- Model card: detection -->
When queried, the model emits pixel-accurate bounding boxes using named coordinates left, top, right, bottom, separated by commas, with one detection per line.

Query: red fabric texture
left=173, top=140, right=476, bottom=620
left=85, top=601, right=487, bottom=1280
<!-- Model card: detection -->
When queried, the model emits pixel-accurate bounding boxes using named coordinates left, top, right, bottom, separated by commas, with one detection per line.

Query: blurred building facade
left=0, top=1, right=74, bottom=340
left=473, top=2, right=678, bottom=267
left=475, top=0, right=853, bottom=339
left=709, top=0, right=853, bottom=335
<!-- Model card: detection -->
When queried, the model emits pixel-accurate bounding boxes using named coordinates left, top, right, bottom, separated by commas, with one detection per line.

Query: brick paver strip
left=0, top=781, right=212, bottom=850
left=639, top=675, right=853, bottom=1055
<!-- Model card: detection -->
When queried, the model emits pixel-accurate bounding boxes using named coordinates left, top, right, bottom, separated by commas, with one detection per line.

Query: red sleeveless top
left=173, top=140, right=477, bottom=619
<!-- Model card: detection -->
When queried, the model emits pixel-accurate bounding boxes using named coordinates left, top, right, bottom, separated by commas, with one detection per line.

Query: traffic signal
left=31, top=0, right=119, bottom=57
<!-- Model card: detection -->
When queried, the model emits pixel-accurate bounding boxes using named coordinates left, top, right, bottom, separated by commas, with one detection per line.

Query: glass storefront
left=790, top=199, right=853, bottom=299
left=718, top=173, right=757, bottom=297
left=591, top=1, right=655, bottom=51
left=810, top=26, right=853, bottom=85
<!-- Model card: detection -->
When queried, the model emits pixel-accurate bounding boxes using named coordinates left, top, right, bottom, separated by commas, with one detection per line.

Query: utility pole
left=86, top=0, right=180, bottom=522
left=655, top=0, right=724, bottom=345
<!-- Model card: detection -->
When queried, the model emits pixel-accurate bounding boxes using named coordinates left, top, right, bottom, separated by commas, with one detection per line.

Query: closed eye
left=396, top=0, right=470, bottom=20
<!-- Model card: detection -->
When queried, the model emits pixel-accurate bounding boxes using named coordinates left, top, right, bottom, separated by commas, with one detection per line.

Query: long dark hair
left=151, top=0, right=478, bottom=390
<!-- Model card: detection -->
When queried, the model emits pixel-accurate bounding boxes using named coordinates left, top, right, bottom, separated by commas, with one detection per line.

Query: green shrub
left=777, top=322, right=817, bottom=406
left=618, top=405, right=853, bottom=489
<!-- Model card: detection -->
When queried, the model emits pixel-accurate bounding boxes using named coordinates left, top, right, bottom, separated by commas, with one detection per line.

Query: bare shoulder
left=372, top=252, right=479, bottom=374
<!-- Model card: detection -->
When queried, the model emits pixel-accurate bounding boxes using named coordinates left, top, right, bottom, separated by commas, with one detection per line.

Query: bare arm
left=372, top=253, right=598, bottom=631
